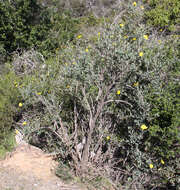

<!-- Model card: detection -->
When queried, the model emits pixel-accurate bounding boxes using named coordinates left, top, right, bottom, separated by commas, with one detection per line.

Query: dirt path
left=0, top=143, right=85, bottom=190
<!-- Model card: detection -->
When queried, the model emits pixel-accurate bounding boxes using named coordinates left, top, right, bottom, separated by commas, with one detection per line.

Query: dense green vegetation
left=0, top=70, right=21, bottom=156
left=0, top=0, right=179, bottom=189
left=0, top=0, right=80, bottom=62
left=144, top=0, right=180, bottom=31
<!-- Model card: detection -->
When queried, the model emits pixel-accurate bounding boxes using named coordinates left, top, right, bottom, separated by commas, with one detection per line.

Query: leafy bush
left=0, top=0, right=46, bottom=53
left=145, top=37, right=180, bottom=159
left=147, top=78, right=180, bottom=158
left=144, top=0, right=180, bottom=31
left=16, top=15, right=179, bottom=189
left=0, top=0, right=80, bottom=62
left=0, top=69, right=21, bottom=156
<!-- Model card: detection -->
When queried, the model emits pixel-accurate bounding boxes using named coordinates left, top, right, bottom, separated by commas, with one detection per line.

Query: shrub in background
left=147, top=76, right=180, bottom=159
left=143, top=40, right=180, bottom=188
left=144, top=0, right=180, bottom=32
left=0, top=0, right=46, bottom=53
left=145, top=37, right=180, bottom=159
left=0, top=0, right=80, bottom=62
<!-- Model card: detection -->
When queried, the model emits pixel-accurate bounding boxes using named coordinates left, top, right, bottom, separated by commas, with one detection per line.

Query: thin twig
left=104, top=99, right=133, bottom=107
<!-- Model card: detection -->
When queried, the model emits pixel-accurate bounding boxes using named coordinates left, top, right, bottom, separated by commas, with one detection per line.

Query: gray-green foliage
left=17, top=18, right=179, bottom=188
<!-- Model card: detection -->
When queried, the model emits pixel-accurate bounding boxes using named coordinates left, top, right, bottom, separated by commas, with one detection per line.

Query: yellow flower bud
left=141, top=124, right=148, bottom=130
left=139, top=52, right=143, bottom=57
left=133, top=82, right=139, bottom=87
left=149, top=164, right=154, bottom=169
left=120, top=23, right=124, bottom=27
left=106, top=136, right=110, bottom=140
left=144, top=35, right=149, bottom=40
left=133, top=2, right=137, bottom=6
left=77, top=34, right=82, bottom=39
left=22, top=121, right=27, bottom=126
left=19, top=103, right=23, bottom=107
left=161, top=159, right=165, bottom=164
left=116, top=90, right=121, bottom=95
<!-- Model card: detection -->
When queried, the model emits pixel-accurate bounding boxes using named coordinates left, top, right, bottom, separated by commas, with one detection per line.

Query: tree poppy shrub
left=17, top=20, right=179, bottom=188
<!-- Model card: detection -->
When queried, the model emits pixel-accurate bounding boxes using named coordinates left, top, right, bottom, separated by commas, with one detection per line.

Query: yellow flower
left=72, top=62, right=76, bottom=65
left=149, top=164, right=154, bottom=169
left=98, top=32, right=101, bottom=37
left=106, top=136, right=110, bottom=140
left=67, top=85, right=70, bottom=89
left=161, top=159, right=165, bottom=165
left=140, top=5, right=144, bottom=10
left=141, top=124, right=148, bottom=130
left=116, top=90, right=121, bottom=95
left=160, top=29, right=163, bottom=32
left=77, top=34, right=82, bottom=39
left=14, top=81, right=19, bottom=87
left=133, top=82, right=139, bottom=87
left=133, top=37, right=136, bottom=41
left=120, top=23, right=124, bottom=27
left=144, top=35, right=149, bottom=40
left=133, top=2, right=137, bottom=6
left=37, top=92, right=42, bottom=95
left=124, top=35, right=128, bottom=39
left=15, top=129, right=19, bottom=134
left=22, top=121, right=27, bottom=126
left=19, top=102, right=23, bottom=107
left=158, top=40, right=161, bottom=44
left=85, top=48, right=89, bottom=52
left=139, top=52, right=143, bottom=57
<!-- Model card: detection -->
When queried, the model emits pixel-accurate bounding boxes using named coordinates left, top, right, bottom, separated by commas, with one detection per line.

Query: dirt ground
left=0, top=143, right=85, bottom=190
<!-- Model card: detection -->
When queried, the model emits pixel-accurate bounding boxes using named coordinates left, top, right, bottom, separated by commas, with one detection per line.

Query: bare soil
left=0, top=143, right=85, bottom=190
